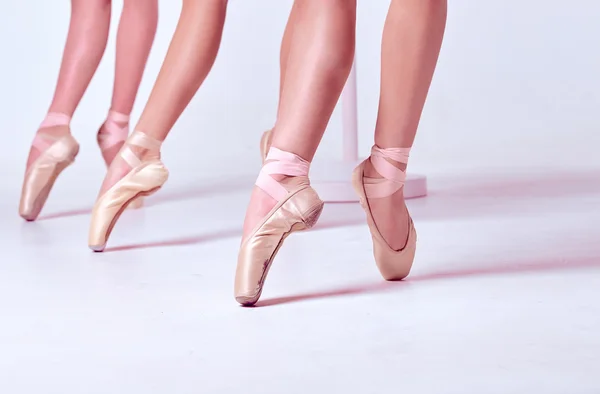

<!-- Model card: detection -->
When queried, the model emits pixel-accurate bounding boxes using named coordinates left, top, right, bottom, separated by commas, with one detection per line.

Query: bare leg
left=135, top=0, right=226, bottom=141
left=111, top=0, right=158, bottom=115
left=364, top=0, right=447, bottom=250
left=98, top=0, right=227, bottom=195
left=260, top=2, right=300, bottom=155
left=47, top=0, right=112, bottom=116
left=99, top=0, right=158, bottom=165
left=278, top=2, right=299, bottom=110
left=27, top=0, right=111, bottom=169
left=242, top=0, right=357, bottom=238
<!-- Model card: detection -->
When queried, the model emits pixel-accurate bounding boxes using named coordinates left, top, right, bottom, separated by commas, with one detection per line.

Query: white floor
left=1, top=168, right=600, bottom=394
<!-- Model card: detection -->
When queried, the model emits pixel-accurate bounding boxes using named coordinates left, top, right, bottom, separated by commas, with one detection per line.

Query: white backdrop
left=1, top=1, right=599, bottom=200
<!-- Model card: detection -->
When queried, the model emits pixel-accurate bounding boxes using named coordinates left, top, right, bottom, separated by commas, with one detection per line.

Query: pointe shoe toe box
left=372, top=222, right=417, bottom=281
left=19, top=135, right=80, bottom=221
left=88, top=161, right=168, bottom=249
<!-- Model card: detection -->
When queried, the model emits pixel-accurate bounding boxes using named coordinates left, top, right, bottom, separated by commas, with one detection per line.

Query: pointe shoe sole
left=20, top=159, right=74, bottom=222
left=89, top=186, right=161, bottom=252
left=235, top=201, right=324, bottom=307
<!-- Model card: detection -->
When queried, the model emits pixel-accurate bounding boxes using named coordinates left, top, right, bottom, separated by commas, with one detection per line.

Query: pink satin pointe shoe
left=235, top=147, right=324, bottom=306
left=259, top=129, right=273, bottom=162
left=352, top=146, right=417, bottom=280
left=97, top=110, right=143, bottom=209
left=88, top=130, right=168, bottom=252
left=19, top=113, right=79, bottom=221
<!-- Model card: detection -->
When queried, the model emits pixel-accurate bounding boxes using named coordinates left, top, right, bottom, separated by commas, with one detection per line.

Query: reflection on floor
left=2, top=169, right=599, bottom=393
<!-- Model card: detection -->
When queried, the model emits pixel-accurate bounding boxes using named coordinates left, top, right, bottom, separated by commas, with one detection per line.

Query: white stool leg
left=342, top=61, right=359, bottom=162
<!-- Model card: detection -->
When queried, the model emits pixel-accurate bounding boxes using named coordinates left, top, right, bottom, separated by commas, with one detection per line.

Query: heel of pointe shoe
left=302, top=201, right=324, bottom=229
left=294, top=186, right=324, bottom=230
left=351, top=163, right=365, bottom=201
left=260, top=130, right=272, bottom=162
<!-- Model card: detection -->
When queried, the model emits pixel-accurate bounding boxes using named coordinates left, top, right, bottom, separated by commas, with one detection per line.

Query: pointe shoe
left=19, top=113, right=79, bottom=221
left=259, top=129, right=273, bottom=162
left=352, top=146, right=417, bottom=281
left=88, top=131, right=168, bottom=252
left=97, top=110, right=143, bottom=209
left=235, top=147, right=324, bottom=306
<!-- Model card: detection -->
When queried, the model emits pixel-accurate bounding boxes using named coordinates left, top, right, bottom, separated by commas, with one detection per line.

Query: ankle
left=366, top=156, right=407, bottom=174
left=106, top=110, right=130, bottom=124
left=365, top=157, right=402, bottom=180
left=41, top=112, right=71, bottom=127
left=127, top=145, right=160, bottom=161
left=365, top=145, right=410, bottom=179
left=121, top=130, right=163, bottom=165
left=36, top=124, right=70, bottom=135
left=38, top=112, right=71, bottom=134
left=101, top=110, right=130, bottom=132
left=256, top=148, right=311, bottom=201
left=141, top=149, right=161, bottom=161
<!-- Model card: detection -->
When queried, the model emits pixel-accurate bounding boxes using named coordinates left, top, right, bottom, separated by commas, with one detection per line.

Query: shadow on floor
left=35, top=168, right=600, bottom=222
left=102, top=215, right=366, bottom=252
left=144, top=175, right=253, bottom=208
left=37, top=207, right=92, bottom=221
left=409, top=168, right=600, bottom=222
left=255, top=255, right=600, bottom=307
left=103, top=229, right=241, bottom=252
left=36, top=175, right=253, bottom=221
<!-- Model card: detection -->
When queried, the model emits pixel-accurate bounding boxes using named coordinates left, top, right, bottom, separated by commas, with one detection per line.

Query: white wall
left=1, top=1, right=599, bottom=198
left=357, top=0, right=600, bottom=175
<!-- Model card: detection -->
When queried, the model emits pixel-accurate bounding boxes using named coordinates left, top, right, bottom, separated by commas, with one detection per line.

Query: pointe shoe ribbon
left=363, top=146, right=410, bottom=199
left=255, top=147, right=310, bottom=200
left=352, top=145, right=417, bottom=281
left=98, top=111, right=130, bottom=152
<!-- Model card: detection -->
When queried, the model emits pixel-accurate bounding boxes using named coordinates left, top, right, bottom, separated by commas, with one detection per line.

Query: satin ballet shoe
left=352, top=145, right=417, bottom=281
left=235, top=147, right=324, bottom=306
left=97, top=110, right=143, bottom=209
left=259, top=129, right=273, bottom=163
left=19, top=113, right=79, bottom=221
left=88, top=131, right=168, bottom=252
